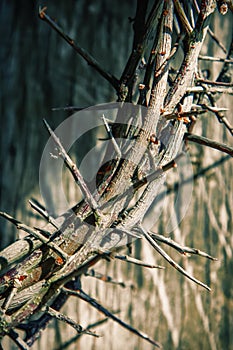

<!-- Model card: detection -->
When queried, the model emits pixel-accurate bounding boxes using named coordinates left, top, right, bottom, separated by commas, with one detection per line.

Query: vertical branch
left=118, top=1, right=164, bottom=102
left=164, top=0, right=217, bottom=112
left=100, top=0, right=174, bottom=205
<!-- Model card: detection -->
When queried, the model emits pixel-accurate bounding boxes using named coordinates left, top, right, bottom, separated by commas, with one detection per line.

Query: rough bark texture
left=0, top=1, right=233, bottom=349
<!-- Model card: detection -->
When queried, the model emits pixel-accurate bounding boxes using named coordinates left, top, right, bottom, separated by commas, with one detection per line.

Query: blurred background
left=0, top=1, right=232, bottom=349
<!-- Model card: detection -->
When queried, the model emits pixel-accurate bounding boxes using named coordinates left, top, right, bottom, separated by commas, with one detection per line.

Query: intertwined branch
left=0, top=1, right=232, bottom=348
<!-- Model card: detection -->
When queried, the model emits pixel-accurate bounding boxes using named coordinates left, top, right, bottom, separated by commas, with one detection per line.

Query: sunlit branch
left=139, top=226, right=211, bottom=291
left=184, top=133, right=233, bottom=156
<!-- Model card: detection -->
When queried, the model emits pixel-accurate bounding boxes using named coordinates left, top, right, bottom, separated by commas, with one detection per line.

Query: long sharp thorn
left=102, top=114, right=121, bottom=158
left=29, top=199, right=59, bottom=229
left=139, top=226, right=211, bottom=291
left=114, top=254, right=165, bottom=269
left=63, top=288, right=162, bottom=348
left=43, top=119, right=100, bottom=214
left=151, top=232, right=217, bottom=260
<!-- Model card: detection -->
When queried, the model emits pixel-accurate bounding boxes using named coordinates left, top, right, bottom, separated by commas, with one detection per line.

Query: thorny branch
left=1, top=1, right=233, bottom=348
left=63, top=287, right=162, bottom=348
left=38, top=7, right=119, bottom=90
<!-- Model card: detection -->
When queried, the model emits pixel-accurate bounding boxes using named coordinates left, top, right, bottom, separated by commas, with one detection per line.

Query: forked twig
left=138, top=226, right=211, bottom=291
left=151, top=232, right=217, bottom=260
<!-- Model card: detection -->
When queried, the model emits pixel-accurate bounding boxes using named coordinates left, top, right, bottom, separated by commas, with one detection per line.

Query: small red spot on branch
left=56, top=257, right=64, bottom=265
left=149, top=134, right=159, bottom=145
left=18, top=275, right=27, bottom=282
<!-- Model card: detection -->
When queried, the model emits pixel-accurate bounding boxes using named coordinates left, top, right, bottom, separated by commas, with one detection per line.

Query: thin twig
left=173, top=0, right=193, bottom=34
left=192, top=103, right=229, bottom=113
left=151, top=232, right=217, bottom=260
left=184, top=133, right=233, bottom=156
left=114, top=254, right=165, bottom=269
left=0, top=211, right=68, bottom=260
left=46, top=307, right=99, bottom=337
left=196, top=78, right=233, bottom=86
left=139, top=226, right=211, bottom=291
left=186, top=86, right=233, bottom=94
left=198, top=55, right=233, bottom=63
left=53, top=317, right=109, bottom=350
left=29, top=199, right=59, bottom=229
left=207, top=27, right=227, bottom=53
left=43, top=119, right=101, bottom=218
left=38, top=7, right=119, bottom=90
left=84, top=269, right=131, bottom=288
left=206, top=93, right=233, bottom=136
left=8, top=330, right=29, bottom=350
left=163, top=109, right=207, bottom=120
left=63, top=287, right=162, bottom=348
left=102, top=115, right=121, bottom=158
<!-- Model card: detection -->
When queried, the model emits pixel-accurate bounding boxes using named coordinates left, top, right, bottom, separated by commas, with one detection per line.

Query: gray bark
left=0, top=1, right=233, bottom=349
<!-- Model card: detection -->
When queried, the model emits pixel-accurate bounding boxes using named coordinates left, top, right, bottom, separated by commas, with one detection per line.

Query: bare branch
left=46, top=307, right=99, bottom=337
left=173, top=0, right=193, bottom=34
left=207, top=27, right=227, bottom=53
left=165, top=0, right=217, bottom=112
left=8, top=330, right=29, bottom=350
left=0, top=211, right=68, bottom=261
left=139, top=226, right=211, bottom=291
left=196, top=78, right=233, bottom=86
left=84, top=269, right=132, bottom=288
left=151, top=232, right=217, bottom=260
left=29, top=199, right=59, bottom=229
left=114, top=254, right=165, bottom=269
left=118, top=1, right=164, bottom=101
left=43, top=119, right=100, bottom=216
left=184, top=133, right=233, bottom=156
left=38, top=7, right=119, bottom=90
left=198, top=55, right=233, bottom=63
left=186, top=86, right=233, bottom=94
left=63, top=287, right=162, bottom=348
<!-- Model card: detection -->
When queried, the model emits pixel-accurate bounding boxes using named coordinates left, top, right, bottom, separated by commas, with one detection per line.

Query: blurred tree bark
left=0, top=1, right=233, bottom=349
